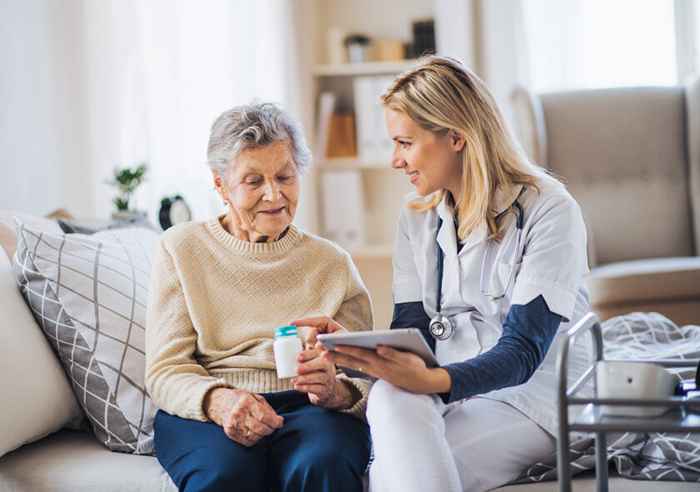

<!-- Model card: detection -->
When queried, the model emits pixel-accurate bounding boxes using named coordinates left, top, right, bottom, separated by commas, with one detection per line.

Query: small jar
left=273, top=325, right=303, bottom=379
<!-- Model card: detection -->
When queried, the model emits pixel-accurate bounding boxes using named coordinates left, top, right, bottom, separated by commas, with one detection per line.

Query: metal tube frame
left=556, top=312, right=700, bottom=492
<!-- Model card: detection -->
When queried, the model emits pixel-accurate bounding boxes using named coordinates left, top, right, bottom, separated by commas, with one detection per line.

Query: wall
left=0, top=0, right=91, bottom=216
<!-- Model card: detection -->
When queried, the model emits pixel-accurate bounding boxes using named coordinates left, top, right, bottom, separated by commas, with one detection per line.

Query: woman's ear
left=448, top=130, right=466, bottom=152
left=212, top=171, right=227, bottom=201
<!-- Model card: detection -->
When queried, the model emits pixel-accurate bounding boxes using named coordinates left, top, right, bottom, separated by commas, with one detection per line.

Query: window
left=522, top=0, right=678, bottom=91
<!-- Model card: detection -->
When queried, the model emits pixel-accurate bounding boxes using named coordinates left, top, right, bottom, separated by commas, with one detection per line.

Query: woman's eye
left=245, top=177, right=262, bottom=186
left=399, top=141, right=411, bottom=149
left=277, top=175, right=296, bottom=182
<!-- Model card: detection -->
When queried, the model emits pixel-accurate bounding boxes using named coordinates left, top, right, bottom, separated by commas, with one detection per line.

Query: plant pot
left=111, top=210, right=147, bottom=223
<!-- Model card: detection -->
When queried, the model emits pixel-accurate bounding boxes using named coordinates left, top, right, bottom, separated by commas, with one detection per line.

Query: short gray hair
left=206, top=102, right=312, bottom=175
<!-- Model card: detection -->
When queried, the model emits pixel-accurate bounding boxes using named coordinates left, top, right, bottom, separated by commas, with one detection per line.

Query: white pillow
left=0, top=250, right=83, bottom=458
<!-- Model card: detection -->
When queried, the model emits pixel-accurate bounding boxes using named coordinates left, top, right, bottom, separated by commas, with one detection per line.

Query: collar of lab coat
left=493, top=183, right=525, bottom=215
left=435, top=184, right=524, bottom=256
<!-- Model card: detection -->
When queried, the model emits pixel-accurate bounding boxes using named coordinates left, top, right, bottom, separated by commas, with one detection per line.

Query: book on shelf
left=320, top=170, right=366, bottom=250
left=315, top=91, right=357, bottom=160
left=315, top=92, right=336, bottom=160
left=353, top=76, right=395, bottom=166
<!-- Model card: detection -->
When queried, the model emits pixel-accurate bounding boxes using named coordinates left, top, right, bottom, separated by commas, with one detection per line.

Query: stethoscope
left=428, top=198, right=525, bottom=341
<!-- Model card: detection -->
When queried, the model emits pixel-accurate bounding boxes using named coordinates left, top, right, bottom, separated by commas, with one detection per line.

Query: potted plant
left=107, top=163, right=148, bottom=221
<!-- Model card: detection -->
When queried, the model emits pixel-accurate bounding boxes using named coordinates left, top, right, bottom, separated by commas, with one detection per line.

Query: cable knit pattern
left=145, top=217, right=374, bottom=422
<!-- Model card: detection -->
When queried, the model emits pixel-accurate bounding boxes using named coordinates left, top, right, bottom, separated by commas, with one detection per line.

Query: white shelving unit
left=310, top=0, right=436, bottom=328
left=313, top=69, right=412, bottom=328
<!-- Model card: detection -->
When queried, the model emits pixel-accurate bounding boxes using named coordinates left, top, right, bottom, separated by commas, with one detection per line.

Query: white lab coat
left=392, top=173, right=591, bottom=436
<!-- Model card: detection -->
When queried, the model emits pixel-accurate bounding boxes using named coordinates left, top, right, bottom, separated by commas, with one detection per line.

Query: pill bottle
left=273, top=325, right=303, bottom=379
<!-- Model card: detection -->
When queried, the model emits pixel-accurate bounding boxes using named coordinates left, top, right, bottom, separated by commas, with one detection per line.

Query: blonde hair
left=381, top=56, right=546, bottom=241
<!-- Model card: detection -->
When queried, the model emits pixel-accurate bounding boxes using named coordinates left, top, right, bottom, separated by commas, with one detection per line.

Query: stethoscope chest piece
left=429, top=314, right=454, bottom=341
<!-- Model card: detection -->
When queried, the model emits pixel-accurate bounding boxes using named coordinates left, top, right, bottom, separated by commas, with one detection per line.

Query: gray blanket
left=514, top=312, right=700, bottom=484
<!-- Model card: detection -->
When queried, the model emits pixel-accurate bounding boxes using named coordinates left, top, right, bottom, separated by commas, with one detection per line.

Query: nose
left=391, top=149, right=406, bottom=169
left=262, top=180, right=281, bottom=202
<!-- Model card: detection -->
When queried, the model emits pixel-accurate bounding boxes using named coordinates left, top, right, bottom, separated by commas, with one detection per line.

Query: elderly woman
left=145, top=103, right=372, bottom=492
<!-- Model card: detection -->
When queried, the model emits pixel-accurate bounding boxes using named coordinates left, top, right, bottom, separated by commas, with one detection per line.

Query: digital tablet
left=317, top=328, right=438, bottom=367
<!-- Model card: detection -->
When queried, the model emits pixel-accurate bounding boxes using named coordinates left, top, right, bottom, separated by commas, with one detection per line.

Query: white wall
left=0, top=0, right=91, bottom=216
left=435, top=0, right=477, bottom=69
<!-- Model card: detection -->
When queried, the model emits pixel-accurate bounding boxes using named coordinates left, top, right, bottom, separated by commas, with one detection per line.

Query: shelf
left=569, top=403, right=700, bottom=433
left=313, top=60, right=417, bottom=77
left=317, top=157, right=393, bottom=170
left=348, top=244, right=393, bottom=259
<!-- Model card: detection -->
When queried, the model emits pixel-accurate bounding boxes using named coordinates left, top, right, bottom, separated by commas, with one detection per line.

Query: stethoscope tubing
left=430, top=198, right=525, bottom=341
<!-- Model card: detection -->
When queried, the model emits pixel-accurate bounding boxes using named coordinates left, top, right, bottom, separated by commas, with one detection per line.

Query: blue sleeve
left=439, top=295, right=562, bottom=404
left=390, top=301, right=435, bottom=352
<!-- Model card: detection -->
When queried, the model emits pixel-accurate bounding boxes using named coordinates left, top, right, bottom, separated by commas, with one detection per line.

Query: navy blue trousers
left=154, top=390, right=370, bottom=492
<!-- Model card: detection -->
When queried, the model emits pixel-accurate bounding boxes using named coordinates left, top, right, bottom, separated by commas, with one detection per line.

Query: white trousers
left=367, top=381, right=555, bottom=492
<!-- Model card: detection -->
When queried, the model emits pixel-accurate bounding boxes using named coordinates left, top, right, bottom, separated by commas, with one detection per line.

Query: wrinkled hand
left=327, top=345, right=451, bottom=395
left=292, top=316, right=347, bottom=350
left=222, top=204, right=257, bottom=242
left=293, top=347, right=354, bottom=409
left=204, top=388, right=284, bottom=446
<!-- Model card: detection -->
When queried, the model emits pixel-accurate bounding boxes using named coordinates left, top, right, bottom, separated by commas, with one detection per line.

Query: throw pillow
left=0, top=210, right=62, bottom=259
left=0, top=250, right=83, bottom=458
left=14, top=222, right=160, bottom=454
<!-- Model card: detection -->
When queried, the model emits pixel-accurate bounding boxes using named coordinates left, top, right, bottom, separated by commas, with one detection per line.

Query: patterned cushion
left=14, top=222, right=159, bottom=454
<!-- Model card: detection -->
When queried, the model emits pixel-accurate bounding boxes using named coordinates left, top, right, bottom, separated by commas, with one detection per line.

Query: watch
left=159, top=195, right=192, bottom=230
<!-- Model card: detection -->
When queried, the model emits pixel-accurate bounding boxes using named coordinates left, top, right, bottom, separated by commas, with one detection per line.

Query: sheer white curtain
left=80, top=0, right=306, bottom=224
left=520, top=0, right=679, bottom=92
left=476, top=0, right=688, bottom=139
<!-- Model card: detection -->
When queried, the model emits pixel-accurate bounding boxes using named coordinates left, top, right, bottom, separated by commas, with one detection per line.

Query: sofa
left=1, top=211, right=697, bottom=492
left=512, top=78, right=700, bottom=327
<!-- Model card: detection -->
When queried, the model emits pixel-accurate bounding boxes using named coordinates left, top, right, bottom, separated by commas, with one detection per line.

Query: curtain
left=520, top=0, right=678, bottom=93
left=80, top=0, right=306, bottom=224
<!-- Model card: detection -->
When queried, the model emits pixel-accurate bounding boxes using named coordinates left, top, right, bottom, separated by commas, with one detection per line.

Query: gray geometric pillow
left=14, top=222, right=159, bottom=454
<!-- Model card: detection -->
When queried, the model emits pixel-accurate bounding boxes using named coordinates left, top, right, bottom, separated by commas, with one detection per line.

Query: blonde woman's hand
left=293, top=347, right=355, bottom=410
left=203, top=387, right=284, bottom=446
left=326, top=345, right=451, bottom=395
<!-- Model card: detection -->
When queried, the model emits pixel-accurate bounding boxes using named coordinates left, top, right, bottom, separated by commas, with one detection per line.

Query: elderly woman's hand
left=292, top=316, right=347, bottom=350
left=204, top=387, right=284, bottom=446
left=293, top=347, right=355, bottom=410
left=220, top=206, right=256, bottom=242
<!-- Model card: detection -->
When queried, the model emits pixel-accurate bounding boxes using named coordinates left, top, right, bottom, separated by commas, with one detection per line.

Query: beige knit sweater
left=145, top=217, right=374, bottom=422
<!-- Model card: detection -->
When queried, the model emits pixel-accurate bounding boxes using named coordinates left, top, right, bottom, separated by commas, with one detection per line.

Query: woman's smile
left=258, top=206, right=286, bottom=216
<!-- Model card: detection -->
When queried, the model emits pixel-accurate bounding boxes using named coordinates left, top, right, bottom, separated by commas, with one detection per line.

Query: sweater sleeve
left=145, top=241, right=232, bottom=421
left=333, top=252, right=374, bottom=420
left=390, top=301, right=435, bottom=352
left=439, top=295, right=562, bottom=403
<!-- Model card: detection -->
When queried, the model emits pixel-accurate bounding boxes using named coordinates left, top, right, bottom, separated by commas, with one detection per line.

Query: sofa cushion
left=586, top=257, right=700, bottom=306
left=0, top=430, right=175, bottom=492
left=0, top=431, right=694, bottom=492
left=0, top=252, right=83, bottom=458
left=14, top=222, right=160, bottom=454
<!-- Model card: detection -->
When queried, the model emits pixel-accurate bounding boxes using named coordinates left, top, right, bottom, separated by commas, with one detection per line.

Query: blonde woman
left=295, top=56, right=591, bottom=491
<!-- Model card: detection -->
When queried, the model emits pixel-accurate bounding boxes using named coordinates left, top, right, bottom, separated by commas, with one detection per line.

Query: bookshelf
left=310, top=1, right=436, bottom=328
